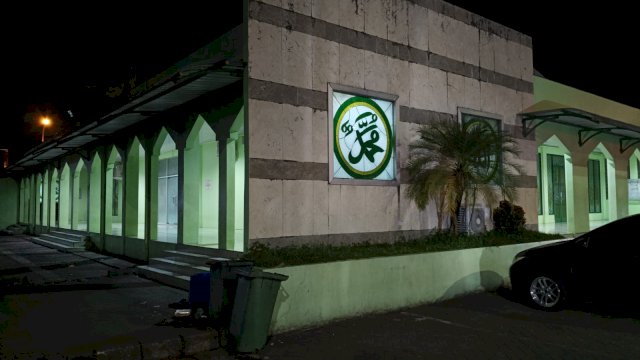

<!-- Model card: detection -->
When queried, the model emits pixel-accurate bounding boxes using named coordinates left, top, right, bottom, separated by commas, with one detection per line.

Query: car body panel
left=509, top=214, right=640, bottom=310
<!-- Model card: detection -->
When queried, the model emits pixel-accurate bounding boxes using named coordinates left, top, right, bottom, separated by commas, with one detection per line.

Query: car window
left=587, top=217, right=639, bottom=253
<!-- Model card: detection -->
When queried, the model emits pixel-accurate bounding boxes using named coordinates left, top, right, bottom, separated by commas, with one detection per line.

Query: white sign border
left=328, top=83, right=399, bottom=186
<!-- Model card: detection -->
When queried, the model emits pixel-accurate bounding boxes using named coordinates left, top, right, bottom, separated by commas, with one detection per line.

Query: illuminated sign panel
left=331, top=91, right=395, bottom=182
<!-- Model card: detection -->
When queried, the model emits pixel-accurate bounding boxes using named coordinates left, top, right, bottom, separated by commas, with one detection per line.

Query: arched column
left=629, top=149, right=640, bottom=215
left=43, top=169, right=50, bottom=230
left=125, top=138, right=146, bottom=239
left=89, top=152, right=103, bottom=235
left=49, top=168, right=60, bottom=228
left=184, top=116, right=219, bottom=247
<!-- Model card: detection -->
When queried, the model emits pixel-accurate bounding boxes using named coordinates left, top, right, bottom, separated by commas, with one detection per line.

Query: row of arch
left=18, top=111, right=245, bottom=255
left=537, top=134, right=640, bottom=235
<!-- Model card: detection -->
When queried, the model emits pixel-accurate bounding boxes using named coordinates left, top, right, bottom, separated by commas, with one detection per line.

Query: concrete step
left=39, top=234, right=84, bottom=248
left=149, top=257, right=209, bottom=277
left=176, top=244, right=242, bottom=259
left=138, top=247, right=239, bottom=290
left=137, top=266, right=190, bottom=291
left=28, top=236, right=74, bottom=250
left=50, top=230, right=85, bottom=241
left=162, top=250, right=230, bottom=266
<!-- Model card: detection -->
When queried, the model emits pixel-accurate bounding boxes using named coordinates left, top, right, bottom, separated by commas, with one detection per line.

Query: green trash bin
left=228, top=269, right=289, bottom=353
left=206, top=258, right=254, bottom=326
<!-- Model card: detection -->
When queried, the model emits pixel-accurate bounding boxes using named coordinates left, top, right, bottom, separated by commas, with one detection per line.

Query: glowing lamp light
left=40, top=117, right=52, bottom=142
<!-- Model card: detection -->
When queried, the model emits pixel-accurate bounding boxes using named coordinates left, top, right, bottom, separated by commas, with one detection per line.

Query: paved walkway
left=0, top=235, right=232, bottom=360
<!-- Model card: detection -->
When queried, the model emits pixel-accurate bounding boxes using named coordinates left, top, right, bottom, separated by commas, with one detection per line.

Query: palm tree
left=405, top=118, right=523, bottom=234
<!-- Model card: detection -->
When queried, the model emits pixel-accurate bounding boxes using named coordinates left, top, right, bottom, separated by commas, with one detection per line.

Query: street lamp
left=40, top=117, right=51, bottom=143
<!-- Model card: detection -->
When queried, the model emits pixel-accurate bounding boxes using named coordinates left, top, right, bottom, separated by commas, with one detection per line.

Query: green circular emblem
left=333, top=96, right=394, bottom=179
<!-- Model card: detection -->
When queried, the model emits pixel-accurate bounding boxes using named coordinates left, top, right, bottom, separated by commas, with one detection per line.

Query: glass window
left=168, top=157, right=178, bottom=176
left=461, top=113, right=502, bottom=185
left=158, top=158, right=168, bottom=177
left=588, top=159, right=601, bottom=213
left=588, top=216, right=638, bottom=252
left=546, top=154, right=567, bottom=222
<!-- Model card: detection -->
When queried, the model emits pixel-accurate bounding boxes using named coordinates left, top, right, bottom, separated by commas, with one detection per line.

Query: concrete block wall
left=247, top=0, right=536, bottom=246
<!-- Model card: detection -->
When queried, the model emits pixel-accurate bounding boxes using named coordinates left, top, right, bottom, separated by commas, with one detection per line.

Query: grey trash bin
left=207, top=258, right=254, bottom=325
left=228, top=269, right=289, bottom=353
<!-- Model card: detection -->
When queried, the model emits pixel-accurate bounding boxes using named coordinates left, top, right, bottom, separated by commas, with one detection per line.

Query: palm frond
left=405, top=118, right=525, bottom=233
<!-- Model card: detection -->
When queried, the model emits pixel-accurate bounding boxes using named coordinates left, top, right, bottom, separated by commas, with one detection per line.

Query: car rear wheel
left=527, top=275, right=566, bottom=310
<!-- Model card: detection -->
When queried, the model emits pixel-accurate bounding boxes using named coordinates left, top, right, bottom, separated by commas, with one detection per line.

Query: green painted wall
left=59, top=164, right=71, bottom=229
left=629, top=150, right=640, bottom=215
left=125, top=143, right=144, bottom=239
left=19, top=179, right=28, bottom=223
left=233, top=136, right=245, bottom=251
left=42, top=171, right=49, bottom=228
left=184, top=120, right=219, bottom=246
left=89, top=156, right=102, bottom=233
left=201, top=141, right=219, bottom=237
left=35, top=175, right=42, bottom=225
left=183, top=136, right=202, bottom=245
left=268, top=239, right=566, bottom=333
left=149, top=150, right=159, bottom=241
left=138, top=151, right=146, bottom=232
left=225, top=139, right=235, bottom=249
left=49, top=169, right=58, bottom=227
left=0, top=177, right=18, bottom=229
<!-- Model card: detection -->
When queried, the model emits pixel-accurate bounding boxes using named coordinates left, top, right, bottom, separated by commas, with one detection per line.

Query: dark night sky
left=447, top=0, right=638, bottom=108
left=2, top=4, right=242, bottom=161
left=1, top=2, right=637, bottom=163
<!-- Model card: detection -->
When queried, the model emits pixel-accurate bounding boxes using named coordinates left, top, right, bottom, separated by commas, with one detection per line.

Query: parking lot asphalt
left=182, top=286, right=640, bottom=360
left=244, top=289, right=640, bottom=360
left=4, top=234, right=640, bottom=360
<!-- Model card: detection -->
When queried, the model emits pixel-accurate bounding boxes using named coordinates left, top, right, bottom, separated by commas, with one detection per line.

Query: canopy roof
left=525, top=76, right=640, bottom=153
left=7, top=25, right=244, bottom=173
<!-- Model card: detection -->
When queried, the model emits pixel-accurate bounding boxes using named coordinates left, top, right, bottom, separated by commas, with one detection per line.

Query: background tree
left=405, top=118, right=523, bottom=233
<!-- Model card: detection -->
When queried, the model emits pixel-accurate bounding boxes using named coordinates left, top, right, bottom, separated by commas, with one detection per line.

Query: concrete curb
left=73, top=330, right=233, bottom=360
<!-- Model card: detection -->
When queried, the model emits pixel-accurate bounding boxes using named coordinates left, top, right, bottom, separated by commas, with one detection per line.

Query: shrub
left=84, top=236, right=99, bottom=252
left=240, top=229, right=563, bottom=268
left=492, top=200, right=526, bottom=234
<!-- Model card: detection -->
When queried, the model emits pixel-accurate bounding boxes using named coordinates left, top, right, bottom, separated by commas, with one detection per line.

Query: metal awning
left=519, top=100, right=640, bottom=152
left=8, top=25, right=244, bottom=174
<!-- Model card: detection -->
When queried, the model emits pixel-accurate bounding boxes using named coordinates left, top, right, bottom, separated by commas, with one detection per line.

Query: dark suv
left=509, top=214, right=640, bottom=310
